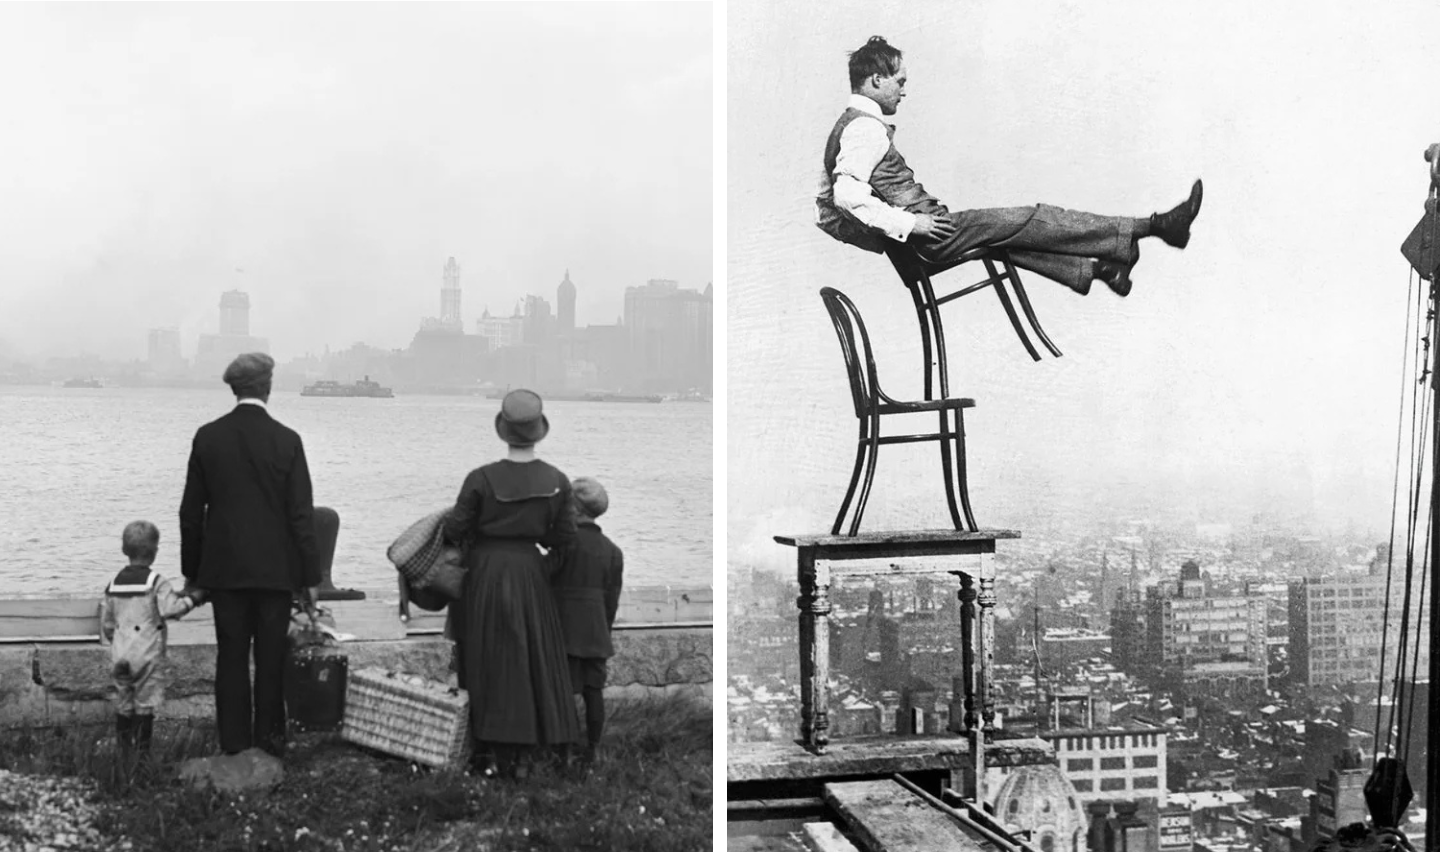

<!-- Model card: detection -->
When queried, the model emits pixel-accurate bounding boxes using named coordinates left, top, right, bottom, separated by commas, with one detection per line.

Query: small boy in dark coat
left=551, top=477, right=624, bottom=762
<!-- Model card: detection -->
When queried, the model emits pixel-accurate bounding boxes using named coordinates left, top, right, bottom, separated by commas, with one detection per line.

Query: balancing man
left=816, top=36, right=1203, bottom=297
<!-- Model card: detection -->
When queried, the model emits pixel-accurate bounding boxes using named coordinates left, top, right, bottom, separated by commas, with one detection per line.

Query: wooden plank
left=728, top=798, right=827, bottom=815
left=0, top=596, right=407, bottom=645
left=825, top=779, right=995, bottom=852
left=397, top=585, right=712, bottom=631
left=775, top=530, right=1020, bottom=547
left=166, top=599, right=406, bottom=645
left=729, top=836, right=809, bottom=852
left=0, top=599, right=99, bottom=640
left=729, top=736, right=971, bottom=784
left=803, top=822, right=861, bottom=852
left=0, top=585, right=711, bottom=644
left=774, top=531, right=1016, bottom=562
left=727, top=736, right=1053, bottom=784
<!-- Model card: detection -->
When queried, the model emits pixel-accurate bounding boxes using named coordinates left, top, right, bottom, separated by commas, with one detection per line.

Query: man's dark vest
left=816, top=107, right=949, bottom=253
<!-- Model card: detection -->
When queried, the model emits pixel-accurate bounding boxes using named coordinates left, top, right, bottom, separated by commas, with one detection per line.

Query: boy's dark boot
left=115, top=713, right=134, bottom=757
left=135, top=714, right=154, bottom=756
left=583, top=686, right=605, bottom=764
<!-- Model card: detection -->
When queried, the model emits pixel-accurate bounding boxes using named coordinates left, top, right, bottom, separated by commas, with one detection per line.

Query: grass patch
left=0, top=695, right=712, bottom=852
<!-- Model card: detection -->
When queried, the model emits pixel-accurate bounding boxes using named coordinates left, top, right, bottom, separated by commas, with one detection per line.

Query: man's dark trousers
left=211, top=589, right=292, bottom=756
left=914, top=204, right=1138, bottom=293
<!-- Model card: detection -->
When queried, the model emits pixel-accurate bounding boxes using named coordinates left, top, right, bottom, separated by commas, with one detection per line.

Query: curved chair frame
left=885, top=245, right=1062, bottom=372
left=821, top=286, right=978, bottom=536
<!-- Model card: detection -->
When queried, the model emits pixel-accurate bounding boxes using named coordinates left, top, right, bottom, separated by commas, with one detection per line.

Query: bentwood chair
left=885, top=245, right=1062, bottom=378
left=821, top=286, right=979, bottom=536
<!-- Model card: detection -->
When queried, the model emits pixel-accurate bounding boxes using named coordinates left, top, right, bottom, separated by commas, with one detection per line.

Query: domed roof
left=992, top=764, right=1086, bottom=852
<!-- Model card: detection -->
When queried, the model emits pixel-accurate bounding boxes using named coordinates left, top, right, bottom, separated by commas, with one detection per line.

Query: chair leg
left=1005, top=264, right=1063, bottom=358
left=832, top=432, right=870, bottom=536
left=937, top=411, right=964, bottom=532
left=849, top=415, right=883, bottom=537
left=919, top=277, right=952, bottom=400
left=953, top=413, right=978, bottom=531
left=984, top=258, right=1041, bottom=362
left=907, top=282, right=936, bottom=400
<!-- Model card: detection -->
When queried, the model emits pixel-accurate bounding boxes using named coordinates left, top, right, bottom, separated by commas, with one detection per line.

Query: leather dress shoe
left=1150, top=179, right=1204, bottom=249
left=1094, top=243, right=1138, bottom=297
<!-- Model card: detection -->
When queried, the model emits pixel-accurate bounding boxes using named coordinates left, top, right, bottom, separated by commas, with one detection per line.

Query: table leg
left=796, top=549, right=833, bottom=753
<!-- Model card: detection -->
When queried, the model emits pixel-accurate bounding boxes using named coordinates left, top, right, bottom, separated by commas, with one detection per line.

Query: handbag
left=389, top=509, right=467, bottom=609
left=424, top=547, right=466, bottom=601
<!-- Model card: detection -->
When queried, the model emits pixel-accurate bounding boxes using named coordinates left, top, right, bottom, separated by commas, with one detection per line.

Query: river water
left=0, top=386, right=711, bottom=595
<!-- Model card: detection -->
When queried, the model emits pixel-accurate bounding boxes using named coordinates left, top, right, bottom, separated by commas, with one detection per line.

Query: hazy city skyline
left=0, top=3, right=712, bottom=362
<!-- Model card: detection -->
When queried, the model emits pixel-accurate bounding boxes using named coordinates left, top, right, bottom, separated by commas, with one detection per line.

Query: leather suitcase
left=285, top=648, right=349, bottom=732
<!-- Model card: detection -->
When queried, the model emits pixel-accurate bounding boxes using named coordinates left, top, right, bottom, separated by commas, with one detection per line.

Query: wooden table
left=774, top=529, right=1020, bottom=801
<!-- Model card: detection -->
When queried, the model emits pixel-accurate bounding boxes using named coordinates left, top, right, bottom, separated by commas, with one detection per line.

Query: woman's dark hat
left=494, top=389, right=550, bottom=446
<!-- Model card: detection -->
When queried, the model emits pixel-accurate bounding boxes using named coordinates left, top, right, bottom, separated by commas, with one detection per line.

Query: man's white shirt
left=826, top=94, right=918, bottom=243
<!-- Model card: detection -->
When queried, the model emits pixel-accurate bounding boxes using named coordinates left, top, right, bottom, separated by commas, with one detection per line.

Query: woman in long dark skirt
left=442, top=389, right=580, bottom=777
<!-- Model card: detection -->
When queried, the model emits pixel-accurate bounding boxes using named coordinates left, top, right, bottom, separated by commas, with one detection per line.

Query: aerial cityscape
left=0, top=257, right=713, bottom=397
left=729, top=513, right=1432, bottom=852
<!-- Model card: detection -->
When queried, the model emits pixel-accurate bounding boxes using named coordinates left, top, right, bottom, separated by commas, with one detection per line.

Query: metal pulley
left=1401, top=144, right=1440, bottom=279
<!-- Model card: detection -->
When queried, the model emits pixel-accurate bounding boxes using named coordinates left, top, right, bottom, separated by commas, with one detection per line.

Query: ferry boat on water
left=483, top=387, right=663, bottom=403
left=300, top=376, right=394, bottom=398
left=62, top=377, right=104, bottom=388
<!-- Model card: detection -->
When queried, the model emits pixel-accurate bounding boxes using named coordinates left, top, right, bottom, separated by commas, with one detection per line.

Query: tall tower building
left=219, top=290, right=250, bottom=337
left=440, top=257, right=462, bottom=331
left=557, top=270, right=576, bottom=336
left=1288, top=552, right=1430, bottom=688
left=195, top=290, right=267, bottom=380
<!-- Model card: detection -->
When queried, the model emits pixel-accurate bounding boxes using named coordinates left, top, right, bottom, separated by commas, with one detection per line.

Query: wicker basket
left=341, top=668, right=470, bottom=769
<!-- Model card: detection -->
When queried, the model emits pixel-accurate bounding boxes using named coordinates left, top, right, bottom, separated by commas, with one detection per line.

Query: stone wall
left=0, top=626, right=711, bottom=726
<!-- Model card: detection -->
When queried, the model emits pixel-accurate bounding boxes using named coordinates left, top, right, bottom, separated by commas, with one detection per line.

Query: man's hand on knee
left=911, top=213, right=955, bottom=242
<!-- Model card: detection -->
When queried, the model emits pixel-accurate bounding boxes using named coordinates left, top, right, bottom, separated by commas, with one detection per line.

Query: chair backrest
left=820, top=287, right=880, bottom=420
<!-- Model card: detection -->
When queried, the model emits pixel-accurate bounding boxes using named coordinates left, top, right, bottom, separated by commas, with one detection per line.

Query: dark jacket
left=179, top=403, right=321, bottom=591
left=550, top=520, right=623, bottom=659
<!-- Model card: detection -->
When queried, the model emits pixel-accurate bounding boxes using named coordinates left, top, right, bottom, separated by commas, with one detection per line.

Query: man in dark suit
left=180, top=352, right=321, bottom=757
left=550, top=477, right=624, bottom=764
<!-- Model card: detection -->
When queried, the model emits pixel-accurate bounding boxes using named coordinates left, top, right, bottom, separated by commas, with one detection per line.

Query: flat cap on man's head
left=222, top=352, right=274, bottom=390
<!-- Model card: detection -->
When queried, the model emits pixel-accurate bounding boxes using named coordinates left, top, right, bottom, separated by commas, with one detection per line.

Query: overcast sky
left=0, top=2, right=711, bottom=362
left=729, top=0, right=1440, bottom=568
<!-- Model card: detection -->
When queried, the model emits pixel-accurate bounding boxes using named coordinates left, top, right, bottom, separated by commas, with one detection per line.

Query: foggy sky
left=0, top=2, right=712, bottom=362
left=728, top=0, right=1440, bottom=569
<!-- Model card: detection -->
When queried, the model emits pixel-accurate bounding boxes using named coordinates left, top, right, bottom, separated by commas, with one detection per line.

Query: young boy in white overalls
left=99, top=520, right=203, bottom=758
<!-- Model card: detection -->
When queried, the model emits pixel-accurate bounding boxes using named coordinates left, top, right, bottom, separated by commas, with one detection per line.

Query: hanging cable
left=1401, top=507, right=1431, bottom=771
left=1391, top=287, right=1433, bottom=760
left=1403, top=296, right=1440, bottom=765
left=1377, top=269, right=1419, bottom=757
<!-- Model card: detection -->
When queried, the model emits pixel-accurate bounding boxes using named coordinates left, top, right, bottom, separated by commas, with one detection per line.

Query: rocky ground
left=0, top=694, right=711, bottom=852
left=0, top=769, right=130, bottom=852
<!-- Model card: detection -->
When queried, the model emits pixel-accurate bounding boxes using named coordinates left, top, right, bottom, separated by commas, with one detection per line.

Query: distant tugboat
left=300, top=375, right=394, bottom=398
left=62, top=377, right=103, bottom=388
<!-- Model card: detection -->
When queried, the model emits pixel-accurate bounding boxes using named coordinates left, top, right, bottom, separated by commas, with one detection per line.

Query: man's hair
left=233, top=376, right=272, bottom=400
left=223, top=352, right=274, bottom=400
left=849, top=36, right=903, bottom=90
left=122, top=521, right=160, bottom=563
